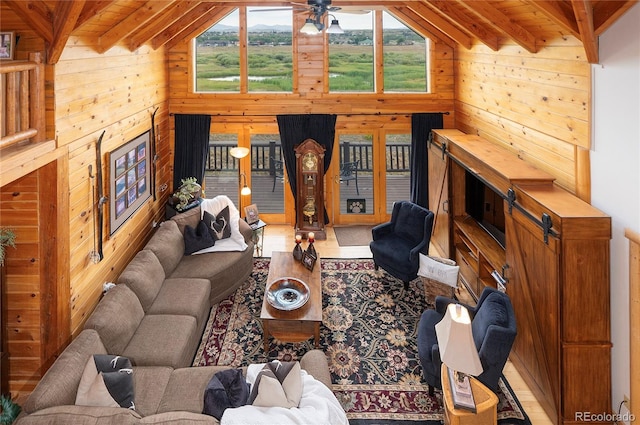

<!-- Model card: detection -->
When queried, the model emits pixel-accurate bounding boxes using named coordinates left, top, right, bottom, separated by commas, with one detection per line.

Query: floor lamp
left=229, top=147, right=251, bottom=213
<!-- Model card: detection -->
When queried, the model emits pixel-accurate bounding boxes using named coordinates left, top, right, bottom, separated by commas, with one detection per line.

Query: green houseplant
left=170, top=177, right=202, bottom=212
left=0, top=228, right=16, bottom=267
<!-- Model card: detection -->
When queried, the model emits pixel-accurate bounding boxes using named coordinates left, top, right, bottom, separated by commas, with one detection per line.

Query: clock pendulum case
left=294, top=139, right=326, bottom=240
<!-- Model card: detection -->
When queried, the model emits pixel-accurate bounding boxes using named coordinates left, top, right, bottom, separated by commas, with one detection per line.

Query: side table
left=441, top=364, right=498, bottom=425
left=248, top=219, right=267, bottom=257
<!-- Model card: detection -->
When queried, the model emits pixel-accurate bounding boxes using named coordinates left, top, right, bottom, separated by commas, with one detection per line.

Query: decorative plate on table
left=266, top=277, right=310, bottom=311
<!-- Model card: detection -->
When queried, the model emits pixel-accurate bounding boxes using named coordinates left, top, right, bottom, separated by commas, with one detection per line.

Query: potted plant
left=169, top=177, right=202, bottom=212
left=0, top=229, right=16, bottom=267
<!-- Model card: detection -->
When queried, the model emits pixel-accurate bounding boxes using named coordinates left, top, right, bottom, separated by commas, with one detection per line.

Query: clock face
left=302, top=153, right=318, bottom=172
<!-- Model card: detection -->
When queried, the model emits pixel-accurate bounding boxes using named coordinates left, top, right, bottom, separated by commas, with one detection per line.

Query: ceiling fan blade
left=250, top=7, right=294, bottom=12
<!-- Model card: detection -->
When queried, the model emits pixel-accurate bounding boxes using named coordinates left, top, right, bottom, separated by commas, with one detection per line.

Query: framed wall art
left=109, top=131, right=151, bottom=234
left=244, top=203, right=260, bottom=224
left=0, top=32, right=15, bottom=60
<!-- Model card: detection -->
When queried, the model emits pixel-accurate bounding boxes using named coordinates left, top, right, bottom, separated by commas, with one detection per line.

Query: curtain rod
left=169, top=112, right=450, bottom=116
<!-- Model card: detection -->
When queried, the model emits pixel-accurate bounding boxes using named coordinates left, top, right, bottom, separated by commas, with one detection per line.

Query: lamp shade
left=435, top=304, right=483, bottom=376
left=229, top=146, right=250, bottom=159
left=301, top=18, right=321, bottom=35
left=326, top=19, right=344, bottom=34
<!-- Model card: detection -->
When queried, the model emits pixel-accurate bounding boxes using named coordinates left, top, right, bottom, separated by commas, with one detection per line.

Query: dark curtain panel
left=277, top=114, right=337, bottom=223
left=173, top=114, right=211, bottom=190
left=410, top=113, right=443, bottom=208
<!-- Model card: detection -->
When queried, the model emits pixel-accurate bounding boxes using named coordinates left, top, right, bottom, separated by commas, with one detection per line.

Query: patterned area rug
left=193, top=258, right=530, bottom=425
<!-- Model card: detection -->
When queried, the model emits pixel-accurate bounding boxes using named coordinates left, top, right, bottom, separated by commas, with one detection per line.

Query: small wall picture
left=244, top=203, right=260, bottom=224
left=0, top=32, right=15, bottom=60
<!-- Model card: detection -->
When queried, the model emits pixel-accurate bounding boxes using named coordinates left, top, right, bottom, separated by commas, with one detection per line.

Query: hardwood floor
left=260, top=224, right=554, bottom=425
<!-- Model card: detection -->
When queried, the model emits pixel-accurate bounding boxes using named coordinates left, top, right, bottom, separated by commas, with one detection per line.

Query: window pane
left=247, top=8, right=293, bottom=92
left=250, top=134, right=284, bottom=213
left=195, top=10, right=240, bottom=92
left=383, top=12, right=428, bottom=92
left=204, top=133, right=239, bottom=205
left=339, top=134, right=373, bottom=215
left=385, top=133, right=411, bottom=213
left=329, top=12, right=374, bottom=92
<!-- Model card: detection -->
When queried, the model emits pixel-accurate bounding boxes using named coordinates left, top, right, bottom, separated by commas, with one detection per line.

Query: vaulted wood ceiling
left=4, top=0, right=637, bottom=65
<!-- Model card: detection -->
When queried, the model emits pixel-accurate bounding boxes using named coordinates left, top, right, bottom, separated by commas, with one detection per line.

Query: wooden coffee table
left=260, top=251, right=322, bottom=353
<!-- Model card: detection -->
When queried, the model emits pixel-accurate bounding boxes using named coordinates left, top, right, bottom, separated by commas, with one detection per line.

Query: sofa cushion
left=23, top=330, right=108, bottom=414
left=170, top=248, right=253, bottom=304
left=140, top=412, right=218, bottom=424
left=144, top=220, right=184, bottom=277
left=248, top=361, right=302, bottom=408
left=117, top=250, right=166, bottom=312
left=84, top=284, right=145, bottom=355
left=170, top=206, right=201, bottom=234
left=132, top=366, right=173, bottom=417
left=157, top=366, right=230, bottom=415
left=75, top=355, right=135, bottom=409
left=16, top=405, right=141, bottom=425
left=203, top=369, right=249, bottom=420
left=147, top=278, right=210, bottom=330
left=122, top=314, right=198, bottom=369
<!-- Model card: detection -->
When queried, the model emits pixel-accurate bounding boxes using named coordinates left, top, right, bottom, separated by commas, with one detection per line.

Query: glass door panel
left=385, top=133, right=411, bottom=213
left=250, top=134, right=285, bottom=217
left=203, top=133, right=239, bottom=205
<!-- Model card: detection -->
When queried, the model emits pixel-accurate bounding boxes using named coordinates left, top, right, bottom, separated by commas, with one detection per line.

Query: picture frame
left=447, top=367, right=476, bottom=412
left=301, top=249, right=317, bottom=271
left=109, top=131, right=151, bottom=234
left=0, top=32, right=15, bottom=60
left=244, top=203, right=260, bottom=224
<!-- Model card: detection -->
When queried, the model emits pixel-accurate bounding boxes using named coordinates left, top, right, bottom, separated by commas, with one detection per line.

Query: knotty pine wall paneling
left=55, top=39, right=171, bottom=337
left=454, top=36, right=591, bottom=199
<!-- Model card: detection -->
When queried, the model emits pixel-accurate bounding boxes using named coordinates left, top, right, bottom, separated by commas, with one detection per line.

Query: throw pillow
left=184, top=220, right=216, bottom=255
left=203, top=206, right=231, bottom=241
left=203, top=368, right=249, bottom=420
left=248, top=360, right=302, bottom=408
left=75, top=355, right=135, bottom=410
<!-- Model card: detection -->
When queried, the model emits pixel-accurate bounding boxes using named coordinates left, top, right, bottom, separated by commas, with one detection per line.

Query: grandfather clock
left=294, top=139, right=326, bottom=240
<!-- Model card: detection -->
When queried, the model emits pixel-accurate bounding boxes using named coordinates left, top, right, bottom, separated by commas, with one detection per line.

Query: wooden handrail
left=0, top=52, right=45, bottom=150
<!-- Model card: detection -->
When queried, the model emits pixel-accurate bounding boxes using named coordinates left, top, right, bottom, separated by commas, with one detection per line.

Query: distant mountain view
left=208, top=24, right=292, bottom=33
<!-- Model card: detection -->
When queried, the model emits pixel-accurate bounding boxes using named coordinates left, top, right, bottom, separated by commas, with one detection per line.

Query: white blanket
left=191, top=195, right=248, bottom=254
left=221, top=364, right=348, bottom=425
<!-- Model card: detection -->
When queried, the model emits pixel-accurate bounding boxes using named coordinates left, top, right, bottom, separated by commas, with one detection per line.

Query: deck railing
left=206, top=141, right=410, bottom=173
left=0, top=53, right=46, bottom=150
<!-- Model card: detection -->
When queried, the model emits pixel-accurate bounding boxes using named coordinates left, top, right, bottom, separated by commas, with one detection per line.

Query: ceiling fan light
left=301, top=18, right=321, bottom=35
left=326, top=19, right=344, bottom=34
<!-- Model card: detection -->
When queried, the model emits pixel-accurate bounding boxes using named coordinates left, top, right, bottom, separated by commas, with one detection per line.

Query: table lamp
left=435, top=303, right=483, bottom=410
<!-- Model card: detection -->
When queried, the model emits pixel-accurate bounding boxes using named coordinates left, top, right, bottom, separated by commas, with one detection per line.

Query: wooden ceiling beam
left=592, top=0, right=637, bottom=35
left=75, top=1, right=116, bottom=30
left=425, top=0, right=499, bottom=51
left=98, top=0, right=176, bottom=53
left=128, top=1, right=202, bottom=51
left=405, top=2, right=471, bottom=49
left=48, top=0, right=85, bottom=64
left=390, top=6, right=454, bottom=48
left=152, top=3, right=227, bottom=50
left=526, top=0, right=580, bottom=39
left=4, top=0, right=53, bottom=43
left=455, top=0, right=537, bottom=53
left=571, top=0, right=598, bottom=64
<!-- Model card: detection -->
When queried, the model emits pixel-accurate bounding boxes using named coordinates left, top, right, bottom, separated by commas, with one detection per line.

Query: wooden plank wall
left=454, top=37, right=591, bottom=199
left=55, top=39, right=171, bottom=337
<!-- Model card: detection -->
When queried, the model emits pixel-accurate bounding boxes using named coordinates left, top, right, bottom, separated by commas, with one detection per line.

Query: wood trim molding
left=626, top=227, right=639, bottom=418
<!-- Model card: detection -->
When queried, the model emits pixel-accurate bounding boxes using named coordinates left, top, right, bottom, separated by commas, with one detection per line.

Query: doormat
left=334, top=225, right=374, bottom=246
left=193, top=258, right=531, bottom=425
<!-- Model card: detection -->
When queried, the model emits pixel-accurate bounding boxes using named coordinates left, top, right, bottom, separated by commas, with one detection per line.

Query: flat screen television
left=465, top=171, right=506, bottom=249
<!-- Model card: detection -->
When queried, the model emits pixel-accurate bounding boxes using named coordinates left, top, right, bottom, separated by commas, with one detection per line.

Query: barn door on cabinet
left=427, top=138, right=451, bottom=258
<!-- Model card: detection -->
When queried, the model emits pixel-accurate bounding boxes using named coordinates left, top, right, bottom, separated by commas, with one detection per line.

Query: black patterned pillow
left=75, top=355, right=135, bottom=410
left=203, top=206, right=231, bottom=241
left=183, top=220, right=216, bottom=255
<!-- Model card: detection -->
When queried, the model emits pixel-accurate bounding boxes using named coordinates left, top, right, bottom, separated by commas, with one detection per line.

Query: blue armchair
left=369, top=201, right=434, bottom=289
left=417, top=286, right=517, bottom=394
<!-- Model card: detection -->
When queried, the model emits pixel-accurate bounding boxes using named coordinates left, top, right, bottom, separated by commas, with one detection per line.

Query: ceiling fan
left=252, top=0, right=369, bottom=34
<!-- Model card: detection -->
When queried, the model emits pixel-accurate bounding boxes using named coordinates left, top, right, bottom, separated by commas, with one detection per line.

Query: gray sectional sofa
left=15, top=207, right=333, bottom=424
